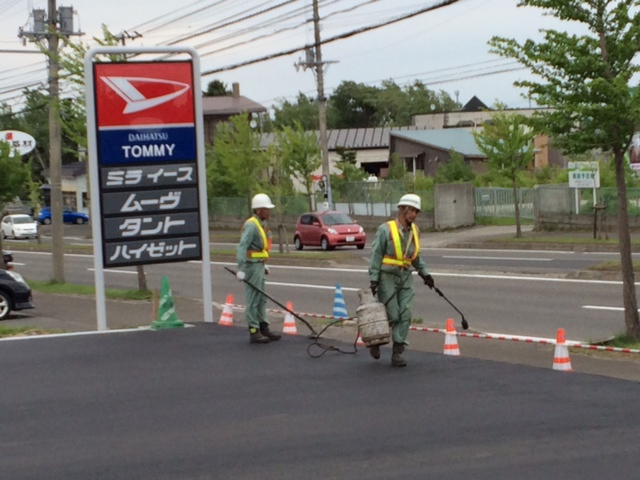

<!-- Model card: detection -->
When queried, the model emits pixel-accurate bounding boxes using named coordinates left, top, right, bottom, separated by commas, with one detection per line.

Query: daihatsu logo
left=101, top=76, right=190, bottom=114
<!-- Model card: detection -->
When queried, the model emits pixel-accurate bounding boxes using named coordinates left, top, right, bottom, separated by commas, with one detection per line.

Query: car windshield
left=13, top=216, right=34, bottom=224
left=322, top=213, right=354, bottom=225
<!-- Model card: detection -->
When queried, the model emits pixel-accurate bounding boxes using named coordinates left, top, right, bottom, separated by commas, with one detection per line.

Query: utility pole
left=47, top=0, right=64, bottom=282
left=296, top=0, right=337, bottom=210
left=312, top=0, right=332, bottom=209
left=19, top=3, right=82, bottom=283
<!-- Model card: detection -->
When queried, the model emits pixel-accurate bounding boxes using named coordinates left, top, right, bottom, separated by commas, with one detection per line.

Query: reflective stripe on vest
left=381, top=220, right=420, bottom=268
left=245, top=217, right=271, bottom=259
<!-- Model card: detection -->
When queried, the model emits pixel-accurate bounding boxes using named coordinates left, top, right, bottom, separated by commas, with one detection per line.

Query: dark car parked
left=2, top=250, right=13, bottom=269
left=0, top=268, right=35, bottom=320
left=294, top=211, right=366, bottom=251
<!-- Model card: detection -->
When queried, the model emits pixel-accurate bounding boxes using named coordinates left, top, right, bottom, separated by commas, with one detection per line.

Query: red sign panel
left=94, top=62, right=195, bottom=127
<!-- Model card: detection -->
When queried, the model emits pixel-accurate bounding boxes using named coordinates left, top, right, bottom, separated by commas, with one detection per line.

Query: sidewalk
left=421, top=224, right=534, bottom=248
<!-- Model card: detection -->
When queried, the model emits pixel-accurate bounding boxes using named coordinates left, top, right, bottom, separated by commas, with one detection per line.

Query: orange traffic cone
left=443, top=318, right=460, bottom=356
left=218, top=294, right=234, bottom=326
left=282, top=301, right=298, bottom=335
left=552, top=328, right=572, bottom=372
left=356, top=329, right=365, bottom=346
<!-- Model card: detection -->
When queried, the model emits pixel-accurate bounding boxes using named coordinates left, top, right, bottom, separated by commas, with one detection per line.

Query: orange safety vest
left=245, top=216, right=272, bottom=259
left=381, top=220, right=420, bottom=268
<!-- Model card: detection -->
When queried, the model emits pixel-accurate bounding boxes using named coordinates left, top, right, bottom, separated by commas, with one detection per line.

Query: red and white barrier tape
left=230, top=303, right=355, bottom=322
left=409, top=325, right=640, bottom=354
left=222, top=302, right=640, bottom=354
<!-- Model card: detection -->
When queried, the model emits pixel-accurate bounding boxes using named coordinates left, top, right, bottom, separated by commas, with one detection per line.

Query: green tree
left=436, top=151, right=476, bottom=184
left=277, top=122, right=321, bottom=210
left=209, top=113, right=269, bottom=214
left=204, top=80, right=231, bottom=96
left=387, top=153, right=408, bottom=180
left=490, top=0, right=640, bottom=338
left=327, top=81, right=379, bottom=128
left=272, top=93, right=319, bottom=131
left=0, top=143, right=29, bottom=268
left=330, top=147, right=367, bottom=212
left=473, top=107, right=535, bottom=237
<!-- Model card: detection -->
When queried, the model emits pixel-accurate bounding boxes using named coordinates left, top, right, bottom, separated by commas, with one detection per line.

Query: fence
left=209, top=184, right=640, bottom=226
left=474, top=187, right=534, bottom=219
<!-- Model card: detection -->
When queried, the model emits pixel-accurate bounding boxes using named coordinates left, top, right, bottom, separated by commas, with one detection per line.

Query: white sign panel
left=0, top=130, right=36, bottom=156
left=568, top=161, right=600, bottom=188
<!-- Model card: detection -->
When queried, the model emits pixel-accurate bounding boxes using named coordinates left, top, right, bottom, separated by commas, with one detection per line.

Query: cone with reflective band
left=151, top=276, right=184, bottom=330
left=282, top=301, right=298, bottom=335
left=356, top=329, right=365, bottom=346
left=218, top=294, right=234, bottom=326
left=333, top=283, right=348, bottom=319
left=552, top=328, right=572, bottom=372
left=443, top=318, right=460, bottom=356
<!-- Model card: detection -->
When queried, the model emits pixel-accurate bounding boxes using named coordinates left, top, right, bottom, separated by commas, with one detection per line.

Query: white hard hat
left=251, top=193, right=275, bottom=209
left=397, top=193, right=421, bottom=211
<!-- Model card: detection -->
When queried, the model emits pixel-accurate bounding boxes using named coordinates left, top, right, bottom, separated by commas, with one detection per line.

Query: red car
left=294, top=211, right=366, bottom=251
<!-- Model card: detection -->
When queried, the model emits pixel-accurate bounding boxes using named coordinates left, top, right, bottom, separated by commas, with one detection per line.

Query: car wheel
left=294, top=236, right=303, bottom=251
left=43, top=218, right=51, bottom=225
left=0, top=291, right=11, bottom=320
left=357, top=243, right=365, bottom=250
left=321, top=237, right=333, bottom=251
left=75, top=218, right=84, bottom=224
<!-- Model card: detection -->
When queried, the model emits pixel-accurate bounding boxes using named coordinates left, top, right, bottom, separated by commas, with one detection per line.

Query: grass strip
left=27, top=280, right=153, bottom=300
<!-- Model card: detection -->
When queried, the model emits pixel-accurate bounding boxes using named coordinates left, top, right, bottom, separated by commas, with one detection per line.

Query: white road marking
left=583, top=305, right=631, bottom=312
left=88, top=268, right=137, bottom=275
left=441, top=255, right=553, bottom=261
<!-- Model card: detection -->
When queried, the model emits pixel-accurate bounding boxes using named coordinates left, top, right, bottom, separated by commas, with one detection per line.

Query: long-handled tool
left=432, top=285, right=469, bottom=330
left=224, top=266, right=319, bottom=337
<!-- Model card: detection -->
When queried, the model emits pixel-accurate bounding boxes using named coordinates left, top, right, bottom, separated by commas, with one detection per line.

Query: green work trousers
left=243, top=262, right=268, bottom=329
left=377, top=270, right=414, bottom=345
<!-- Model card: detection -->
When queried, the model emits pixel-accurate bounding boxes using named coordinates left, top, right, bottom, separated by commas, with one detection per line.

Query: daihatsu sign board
left=85, top=46, right=213, bottom=330
left=92, top=59, right=202, bottom=267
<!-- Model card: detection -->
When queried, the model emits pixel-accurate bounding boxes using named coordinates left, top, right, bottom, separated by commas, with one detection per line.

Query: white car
left=1, top=214, right=38, bottom=240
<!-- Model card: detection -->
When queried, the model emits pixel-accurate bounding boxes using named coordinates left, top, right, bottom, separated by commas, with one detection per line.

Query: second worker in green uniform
left=236, top=193, right=282, bottom=344
left=368, top=194, right=435, bottom=367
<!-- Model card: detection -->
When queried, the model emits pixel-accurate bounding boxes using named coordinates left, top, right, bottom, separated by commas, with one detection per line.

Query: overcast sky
left=0, top=0, right=580, bottom=115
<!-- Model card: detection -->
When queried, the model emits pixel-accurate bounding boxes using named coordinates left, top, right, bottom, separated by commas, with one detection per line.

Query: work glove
left=236, top=271, right=246, bottom=282
left=369, top=281, right=379, bottom=297
left=422, top=274, right=435, bottom=289
left=264, top=265, right=270, bottom=275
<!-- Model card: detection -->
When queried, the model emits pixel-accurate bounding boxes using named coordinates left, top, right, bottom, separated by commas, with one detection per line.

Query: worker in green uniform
left=368, top=194, right=435, bottom=366
left=236, top=193, right=282, bottom=344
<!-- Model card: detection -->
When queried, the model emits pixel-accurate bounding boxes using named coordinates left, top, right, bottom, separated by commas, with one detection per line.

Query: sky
left=0, top=0, right=581, bottom=116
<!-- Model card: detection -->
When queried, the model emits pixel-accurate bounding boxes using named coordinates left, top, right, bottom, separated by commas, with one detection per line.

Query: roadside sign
left=0, top=130, right=36, bottom=156
left=568, top=161, right=600, bottom=189
left=85, top=46, right=212, bottom=330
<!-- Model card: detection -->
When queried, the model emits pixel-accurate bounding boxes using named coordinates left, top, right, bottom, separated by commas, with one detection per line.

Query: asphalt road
left=1, top=324, right=639, bottom=479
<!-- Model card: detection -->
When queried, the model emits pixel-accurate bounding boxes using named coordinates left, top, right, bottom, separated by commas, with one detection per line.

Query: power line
left=201, top=0, right=462, bottom=76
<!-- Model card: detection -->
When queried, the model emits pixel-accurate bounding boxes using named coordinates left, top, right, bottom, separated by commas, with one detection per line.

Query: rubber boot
left=249, top=326, right=270, bottom=344
left=391, top=342, right=407, bottom=367
left=369, top=344, right=380, bottom=360
left=260, top=322, right=281, bottom=341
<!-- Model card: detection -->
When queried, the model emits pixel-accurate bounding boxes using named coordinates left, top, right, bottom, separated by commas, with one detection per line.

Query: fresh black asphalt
left=1, top=324, right=639, bottom=479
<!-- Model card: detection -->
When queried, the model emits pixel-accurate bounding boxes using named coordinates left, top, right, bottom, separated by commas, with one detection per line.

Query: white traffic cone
left=218, top=294, right=234, bottom=326
left=552, top=328, right=572, bottom=372
left=443, top=318, right=460, bottom=356
left=282, top=301, right=298, bottom=335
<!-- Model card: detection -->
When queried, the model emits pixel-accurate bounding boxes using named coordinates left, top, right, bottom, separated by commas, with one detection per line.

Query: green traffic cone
left=151, top=276, right=184, bottom=330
